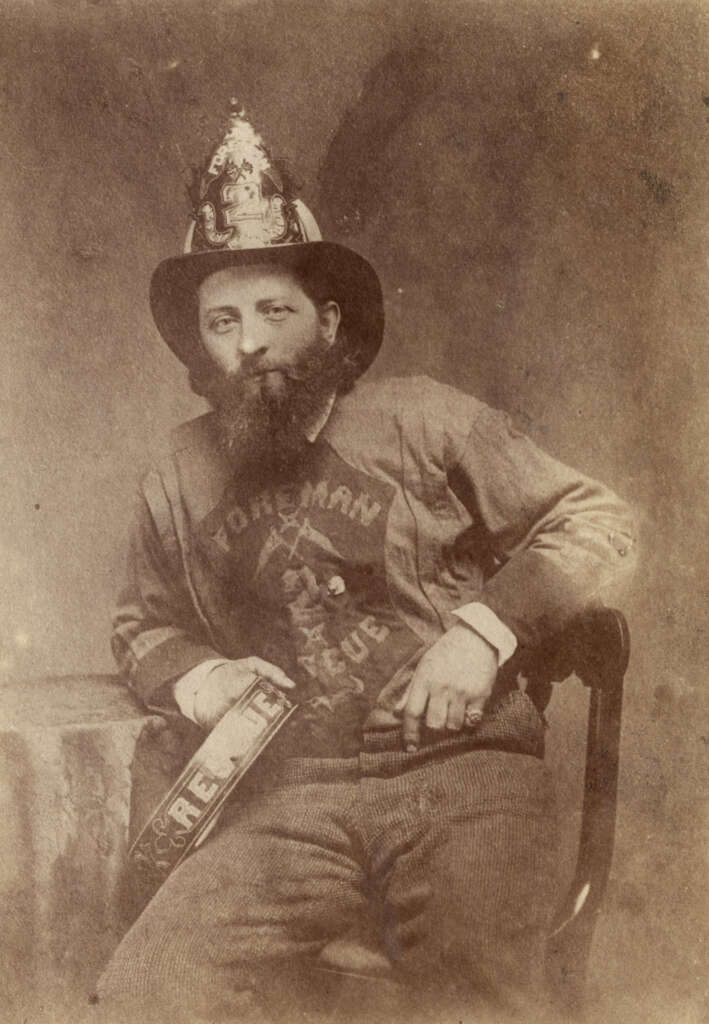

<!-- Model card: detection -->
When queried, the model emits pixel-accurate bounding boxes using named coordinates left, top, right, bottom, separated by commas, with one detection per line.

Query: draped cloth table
left=0, top=675, right=160, bottom=1022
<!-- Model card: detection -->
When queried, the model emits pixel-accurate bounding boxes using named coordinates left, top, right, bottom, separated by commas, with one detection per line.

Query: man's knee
left=96, top=856, right=246, bottom=1021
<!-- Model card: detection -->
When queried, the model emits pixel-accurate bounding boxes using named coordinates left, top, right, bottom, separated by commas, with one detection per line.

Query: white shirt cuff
left=452, top=602, right=518, bottom=666
left=173, top=659, right=230, bottom=723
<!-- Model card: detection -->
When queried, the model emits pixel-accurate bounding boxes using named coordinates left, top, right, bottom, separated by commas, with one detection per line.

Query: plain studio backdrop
left=1, top=1, right=707, bottom=1021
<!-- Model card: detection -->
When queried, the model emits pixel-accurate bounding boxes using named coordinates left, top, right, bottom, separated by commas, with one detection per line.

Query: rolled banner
left=129, top=678, right=295, bottom=887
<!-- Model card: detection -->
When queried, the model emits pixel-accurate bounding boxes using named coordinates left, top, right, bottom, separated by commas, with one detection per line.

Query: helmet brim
left=149, top=241, right=384, bottom=376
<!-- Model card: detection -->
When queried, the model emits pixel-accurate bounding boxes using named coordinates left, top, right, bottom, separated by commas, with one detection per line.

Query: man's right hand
left=192, top=657, right=295, bottom=731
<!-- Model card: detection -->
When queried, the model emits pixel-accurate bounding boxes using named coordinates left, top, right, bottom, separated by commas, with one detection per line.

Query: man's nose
left=236, top=316, right=269, bottom=358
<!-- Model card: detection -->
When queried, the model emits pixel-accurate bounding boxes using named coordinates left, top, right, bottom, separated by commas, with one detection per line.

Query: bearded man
left=95, top=107, right=636, bottom=1024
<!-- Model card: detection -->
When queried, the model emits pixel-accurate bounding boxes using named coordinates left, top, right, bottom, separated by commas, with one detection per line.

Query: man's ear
left=319, top=301, right=341, bottom=347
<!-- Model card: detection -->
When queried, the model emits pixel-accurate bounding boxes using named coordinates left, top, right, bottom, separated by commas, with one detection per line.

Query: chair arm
left=517, top=607, right=630, bottom=712
left=539, top=609, right=631, bottom=1013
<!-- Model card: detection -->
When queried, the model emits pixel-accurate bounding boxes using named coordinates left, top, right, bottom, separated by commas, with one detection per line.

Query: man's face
left=197, top=265, right=338, bottom=400
left=195, top=264, right=342, bottom=471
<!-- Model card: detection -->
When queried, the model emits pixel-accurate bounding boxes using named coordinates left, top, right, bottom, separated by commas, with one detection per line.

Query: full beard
left=199, top=339, right=347, bottom=479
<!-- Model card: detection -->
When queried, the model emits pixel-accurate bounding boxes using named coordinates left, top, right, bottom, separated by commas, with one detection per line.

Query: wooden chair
left=305, top=607, right=630, bottom=1020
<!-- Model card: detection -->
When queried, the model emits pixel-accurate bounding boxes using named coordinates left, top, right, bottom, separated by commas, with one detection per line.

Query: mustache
left=219, top=344, right=333, bottom=393
left=240, top=365, right=308, bottom=382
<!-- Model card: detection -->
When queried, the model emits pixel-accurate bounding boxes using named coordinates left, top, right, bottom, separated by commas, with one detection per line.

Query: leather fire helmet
left=149, top=102, right=384, bottom=377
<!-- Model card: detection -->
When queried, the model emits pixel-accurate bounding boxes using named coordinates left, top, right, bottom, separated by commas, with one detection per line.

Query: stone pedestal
left=0, top=676, right=159, bottom=1022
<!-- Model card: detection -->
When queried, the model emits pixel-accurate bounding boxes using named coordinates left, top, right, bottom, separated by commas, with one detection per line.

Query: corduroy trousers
left=95, top=694, right=560, bottom=1024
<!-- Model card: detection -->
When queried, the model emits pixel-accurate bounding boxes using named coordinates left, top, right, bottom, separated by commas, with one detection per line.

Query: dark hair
left=187, top=259, right=362, bottom=398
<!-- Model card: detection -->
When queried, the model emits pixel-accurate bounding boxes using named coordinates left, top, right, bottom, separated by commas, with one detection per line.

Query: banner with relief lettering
left=129, top=678, right=294, bottom=886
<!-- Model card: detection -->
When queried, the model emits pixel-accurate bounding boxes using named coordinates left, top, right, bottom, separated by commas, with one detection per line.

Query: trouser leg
left=94, top=780, right=365, bottom=1024
left=93, top=740, right=558, bottom=1023
left=362, top=750, right=560, bottom=1023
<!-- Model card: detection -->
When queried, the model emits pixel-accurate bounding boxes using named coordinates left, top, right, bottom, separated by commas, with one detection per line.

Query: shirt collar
left=305, top=391, right=337, bottom=443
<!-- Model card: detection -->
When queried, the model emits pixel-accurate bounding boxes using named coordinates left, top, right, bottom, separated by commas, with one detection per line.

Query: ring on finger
left=463, top=707, right=484, bottom=728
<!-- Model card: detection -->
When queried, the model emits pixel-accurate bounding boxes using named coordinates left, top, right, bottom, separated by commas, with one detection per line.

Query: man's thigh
left=97, top=780, right=365, bottom=1022
left=366, top=750, right=560, bottom=1020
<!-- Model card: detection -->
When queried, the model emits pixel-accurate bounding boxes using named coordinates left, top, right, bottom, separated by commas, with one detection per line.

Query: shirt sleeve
left=111, top=478, right=223, bottom=709
left=447, top=402, right=638, bottom=648
left=452, top=601, right=518, bottom=665
left=173, top=659, right=231, bottom=722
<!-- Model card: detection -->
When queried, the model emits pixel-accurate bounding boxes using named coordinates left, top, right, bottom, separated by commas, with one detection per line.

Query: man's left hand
left=402, top=624, right=498, bottom=752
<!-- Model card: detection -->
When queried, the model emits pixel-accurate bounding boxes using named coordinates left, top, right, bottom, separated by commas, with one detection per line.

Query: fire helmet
left=149, top=103, right=383, bottom=376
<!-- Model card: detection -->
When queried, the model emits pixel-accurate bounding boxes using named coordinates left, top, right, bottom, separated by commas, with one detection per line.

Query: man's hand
left=402, top=624, right=498, bottom=752
left=193, top=657, right=295, bottom=731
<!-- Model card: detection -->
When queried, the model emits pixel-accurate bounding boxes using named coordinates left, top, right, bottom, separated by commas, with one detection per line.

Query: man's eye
left=265, top=305, right=291, bottom=321
left=211, top=316, right=237, bottom=332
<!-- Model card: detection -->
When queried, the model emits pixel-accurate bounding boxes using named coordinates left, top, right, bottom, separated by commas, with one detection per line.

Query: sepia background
left=1, top=0, right=707, bottom=1020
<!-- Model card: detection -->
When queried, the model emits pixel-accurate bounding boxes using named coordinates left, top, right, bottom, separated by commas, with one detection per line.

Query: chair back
left=522, top=608, right=630, bottom=1014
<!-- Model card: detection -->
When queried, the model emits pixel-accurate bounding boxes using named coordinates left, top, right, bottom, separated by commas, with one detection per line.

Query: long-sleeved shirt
left=112, top=375, right=636, bottom=729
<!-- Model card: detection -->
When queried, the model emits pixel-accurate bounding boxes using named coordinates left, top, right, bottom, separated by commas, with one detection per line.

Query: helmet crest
left=186, top=103, right=318, bottom=253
